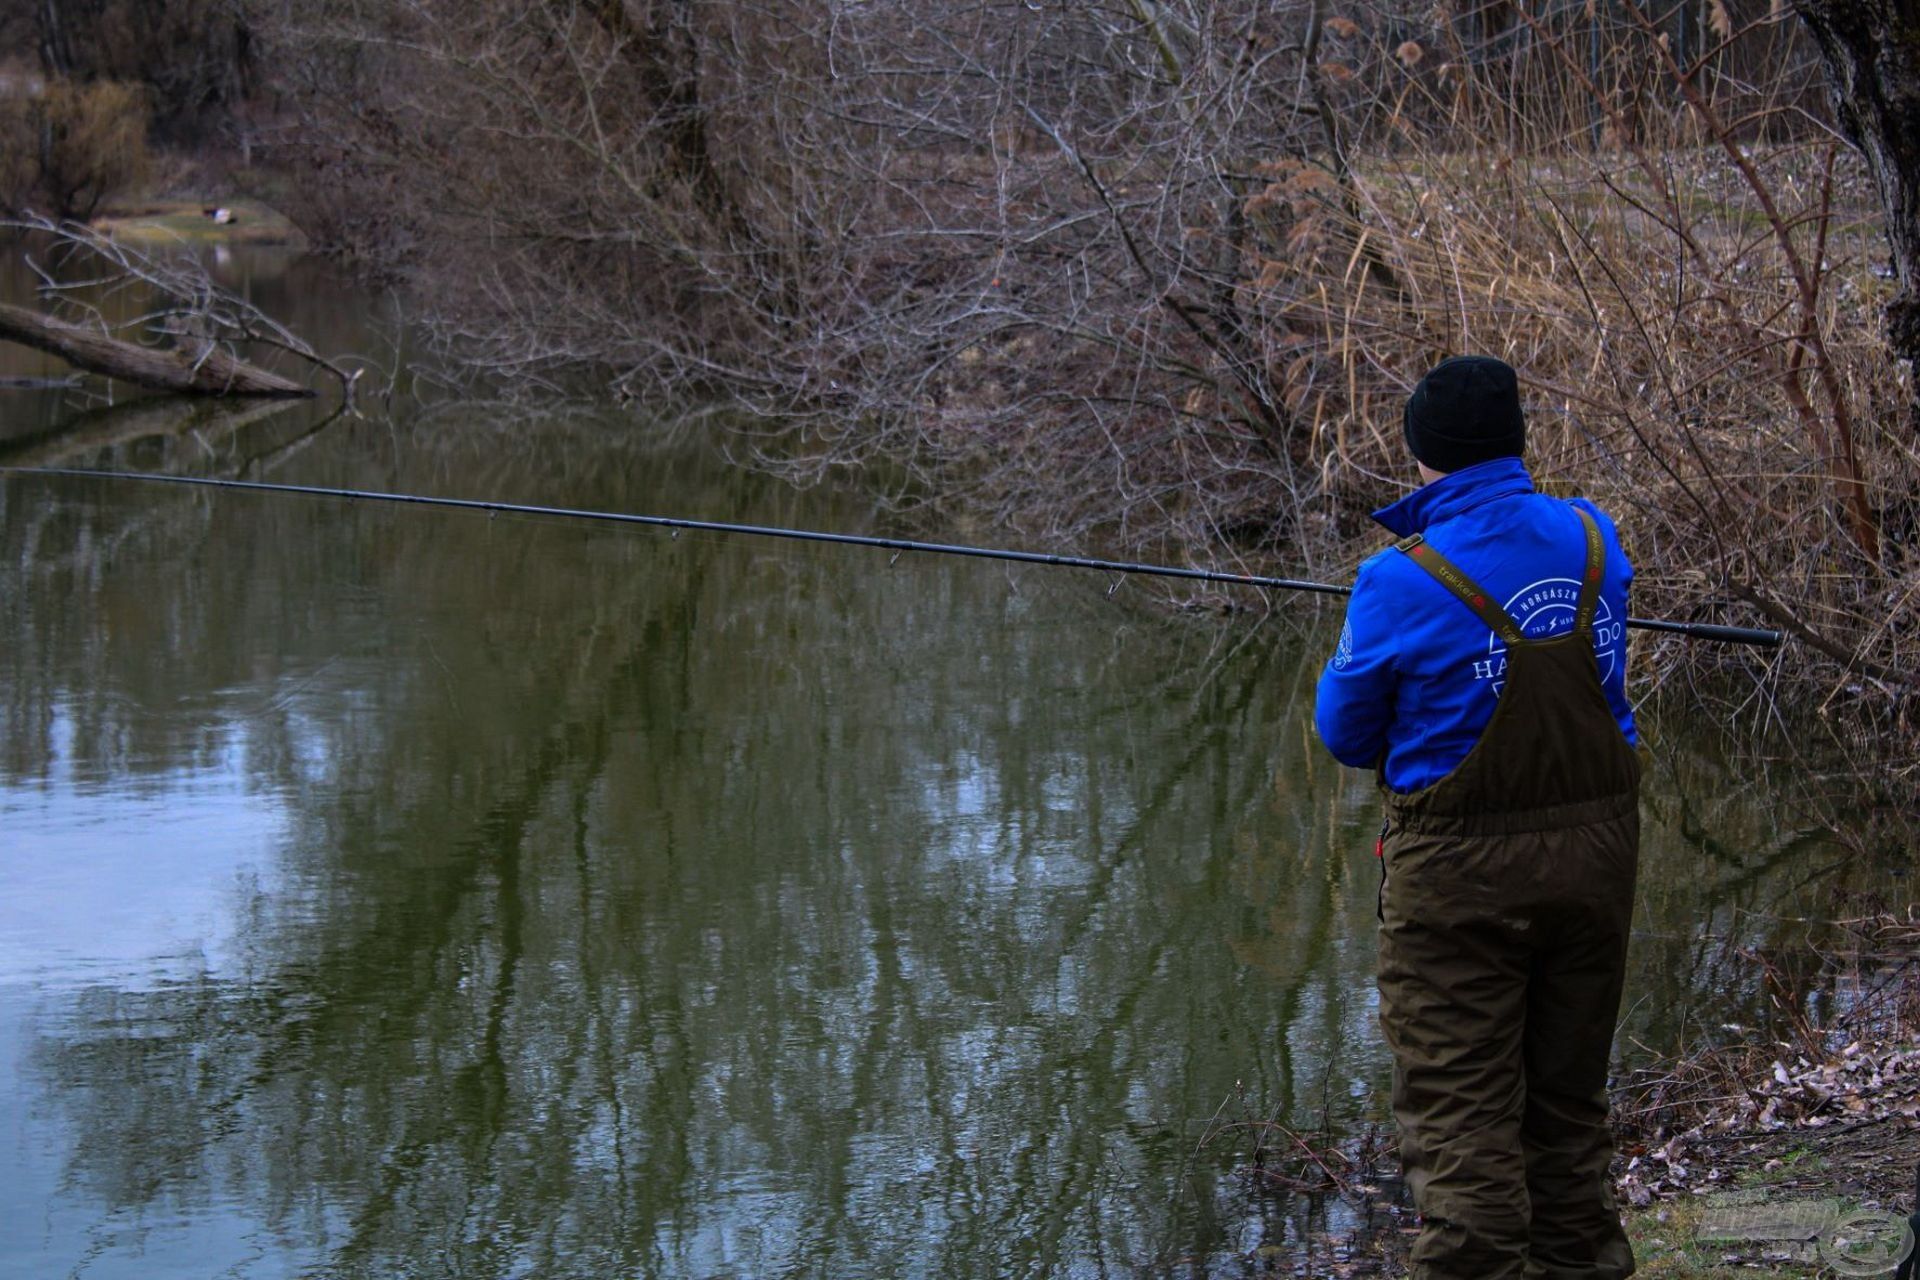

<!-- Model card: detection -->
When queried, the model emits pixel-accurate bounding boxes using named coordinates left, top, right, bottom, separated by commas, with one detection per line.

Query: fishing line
left=0, top=465, right=1784, bottom=648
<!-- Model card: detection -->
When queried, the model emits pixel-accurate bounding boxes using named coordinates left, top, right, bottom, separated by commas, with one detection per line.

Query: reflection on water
left=2, top=415, right=1384, bottom=1277
left=0, top=710, right=288, bottom=986
left=0, top=346, right=1888, bottom=1275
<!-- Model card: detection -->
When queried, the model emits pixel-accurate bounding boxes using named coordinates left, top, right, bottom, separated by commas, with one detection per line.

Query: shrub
left=0, top=73, right=149, bottom=220
left=36, top=77, right=150, bottom=220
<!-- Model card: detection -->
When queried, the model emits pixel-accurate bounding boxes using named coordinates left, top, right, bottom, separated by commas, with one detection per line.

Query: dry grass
left=1238, top=125, right=1916, bottom=835
left=921, top=5, right=1920, bottom=846
left=1612, top=911, right=1920, bottom=1164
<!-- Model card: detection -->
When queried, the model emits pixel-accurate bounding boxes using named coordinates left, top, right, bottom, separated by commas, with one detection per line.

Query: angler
left=1316, top=355, right=1643, bottom=1280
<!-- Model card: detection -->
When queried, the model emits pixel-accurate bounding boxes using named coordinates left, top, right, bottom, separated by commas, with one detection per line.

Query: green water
left=0, top=255, right=1882, bottom=1279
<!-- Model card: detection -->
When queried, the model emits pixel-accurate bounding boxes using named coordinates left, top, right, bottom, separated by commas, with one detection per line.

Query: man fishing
left=1315, top=355, right=1641, bottom=1280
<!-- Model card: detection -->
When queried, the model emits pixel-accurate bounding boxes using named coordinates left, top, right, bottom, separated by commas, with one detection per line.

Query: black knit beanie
left=1403, top=355, right=1526, bottom=473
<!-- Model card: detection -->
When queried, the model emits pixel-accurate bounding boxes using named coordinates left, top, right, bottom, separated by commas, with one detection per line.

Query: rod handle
left=1626, top=617, right=1783, bottom=648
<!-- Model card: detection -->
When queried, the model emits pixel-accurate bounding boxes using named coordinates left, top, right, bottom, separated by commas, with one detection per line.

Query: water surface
left=0, top=254, right=1877, bottom=1279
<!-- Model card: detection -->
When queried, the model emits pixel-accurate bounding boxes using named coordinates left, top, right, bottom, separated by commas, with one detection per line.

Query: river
left=0, top=245, right=1885, bottom=1278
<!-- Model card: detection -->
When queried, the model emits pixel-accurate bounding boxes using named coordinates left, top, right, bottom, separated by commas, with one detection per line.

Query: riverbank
left=1288, top=913, right=1918, bottom=1277
left=90, top=196, right=306, bottom=249
left=1612, top=923, right=1919, bottom=1275
left=1617, top=1043, right=1919, bottom=1276
left=1321, top=1060, right=1917, bottom=1277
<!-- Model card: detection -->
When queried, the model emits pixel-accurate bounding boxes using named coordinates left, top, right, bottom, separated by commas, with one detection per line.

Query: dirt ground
left=1264, top=1029, right=1919, bottom=1277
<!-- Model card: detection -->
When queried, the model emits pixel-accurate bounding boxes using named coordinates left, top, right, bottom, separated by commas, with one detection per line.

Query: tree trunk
left=0, top=303, right=313, bottom=396
left=1793, top=0, right=1920, bottom=373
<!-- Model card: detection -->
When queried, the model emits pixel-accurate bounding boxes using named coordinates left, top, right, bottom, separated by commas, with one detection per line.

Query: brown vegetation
left=1, top=1, right=1911, bottom=838
left=235, top=0, right=1918, bottom=842
left=0, top=69, right=149, bottom=219
left=1613, top=910, right=1920, bottom=1208
left=0, top=0, right=254, bottom=140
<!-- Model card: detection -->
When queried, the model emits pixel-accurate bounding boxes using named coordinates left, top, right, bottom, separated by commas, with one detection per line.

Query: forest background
left=1, top=0, right=1916, bottom=854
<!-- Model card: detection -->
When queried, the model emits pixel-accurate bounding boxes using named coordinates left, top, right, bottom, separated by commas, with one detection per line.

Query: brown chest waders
left=1376, top=508, right=1642, bottom=1280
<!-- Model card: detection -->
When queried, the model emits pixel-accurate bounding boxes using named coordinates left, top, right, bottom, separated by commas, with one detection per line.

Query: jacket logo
left=1471, top=577, right=1621, bottom=694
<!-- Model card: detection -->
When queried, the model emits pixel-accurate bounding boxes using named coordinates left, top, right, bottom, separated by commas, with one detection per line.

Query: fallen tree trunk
left=0, top=302, right=314, bottom=396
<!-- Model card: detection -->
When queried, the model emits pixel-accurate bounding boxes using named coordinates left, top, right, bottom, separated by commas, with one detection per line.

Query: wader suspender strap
left=1393, top=506, right=1608, bottom=642
left=1571, top=507, right=1605, bottom=635
left=1392, top=534, right=1526, bottom=645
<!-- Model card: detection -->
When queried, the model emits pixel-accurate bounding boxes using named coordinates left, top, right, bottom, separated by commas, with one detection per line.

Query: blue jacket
left=1314, top=457, right=1637, bottom=792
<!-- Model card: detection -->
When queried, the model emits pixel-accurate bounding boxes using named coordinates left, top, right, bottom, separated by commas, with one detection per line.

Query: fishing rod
left=1, top=465, right=1784, bottom=648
